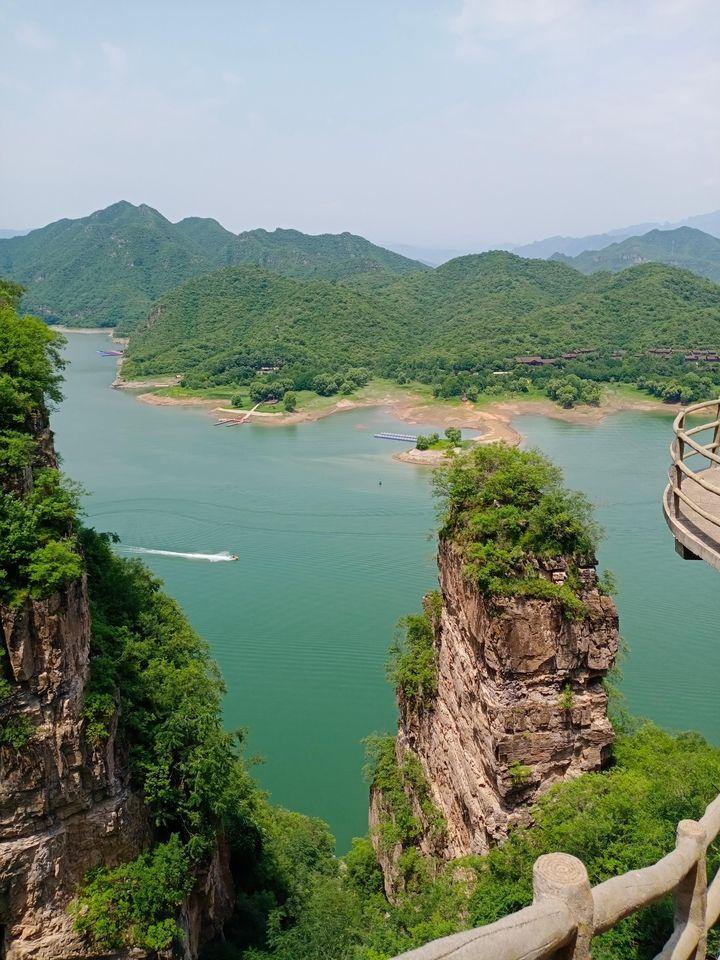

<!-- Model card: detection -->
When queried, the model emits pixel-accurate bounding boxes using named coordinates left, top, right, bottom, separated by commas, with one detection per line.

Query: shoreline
left=124, top=383, right=679, bottom=451
left=53, top=325, right=113, bottom=335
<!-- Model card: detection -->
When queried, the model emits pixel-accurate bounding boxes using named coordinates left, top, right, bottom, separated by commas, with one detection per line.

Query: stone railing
left=392, top=762, right=720, bottom=959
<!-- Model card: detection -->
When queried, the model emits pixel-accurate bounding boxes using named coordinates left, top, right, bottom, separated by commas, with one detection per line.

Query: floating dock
left=374, top=432, right=418, bottom=442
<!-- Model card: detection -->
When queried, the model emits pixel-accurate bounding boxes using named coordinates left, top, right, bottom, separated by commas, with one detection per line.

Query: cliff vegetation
left=433, top=443, right=600, bottom=617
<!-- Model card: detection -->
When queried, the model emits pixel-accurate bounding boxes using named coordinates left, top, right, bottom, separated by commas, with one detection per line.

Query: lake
left=53, top=333, right=720, bottom=851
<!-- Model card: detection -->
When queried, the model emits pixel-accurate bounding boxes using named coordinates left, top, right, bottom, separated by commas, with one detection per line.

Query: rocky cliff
left=371, top=538, right=619, bottom=895
left=0, top=416, right=231, bottom=959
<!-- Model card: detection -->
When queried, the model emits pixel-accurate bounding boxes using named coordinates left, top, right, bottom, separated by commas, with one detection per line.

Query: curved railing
left=664, top=398, right=720, bottom=569
left=393, top=794, right=720, bottom=959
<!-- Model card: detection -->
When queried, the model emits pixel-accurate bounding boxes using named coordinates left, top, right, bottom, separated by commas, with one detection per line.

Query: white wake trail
left=124, top=547, right=235, bottom=563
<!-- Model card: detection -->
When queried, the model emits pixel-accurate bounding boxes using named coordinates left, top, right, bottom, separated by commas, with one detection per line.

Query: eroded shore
left=122, top=382, right=678, bottom=462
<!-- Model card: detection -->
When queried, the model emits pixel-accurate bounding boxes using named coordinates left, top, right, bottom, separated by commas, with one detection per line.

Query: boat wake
left=124, top=547, right=237, bottom=562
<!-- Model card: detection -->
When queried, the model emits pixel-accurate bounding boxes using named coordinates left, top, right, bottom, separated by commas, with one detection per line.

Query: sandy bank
left=53, top=326, right=113, bottom=335
left=124, top=382, right=678, bottom=455
left=393, top=447, right=455, bottom=466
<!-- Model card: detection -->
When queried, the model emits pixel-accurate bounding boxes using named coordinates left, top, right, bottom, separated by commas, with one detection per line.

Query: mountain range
left=122, top=251, right=720, bottom=389
left=551, top=227, right=720, bottom=284
left=510, top=209, right=720, bottom=260
left=0, top=202, right=427, bottom=331
left=3, top=200, right=720, bottom=391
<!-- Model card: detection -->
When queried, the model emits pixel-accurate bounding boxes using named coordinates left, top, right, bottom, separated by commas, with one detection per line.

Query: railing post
left=674, top=435, right=684, bottom=518
left=673, top=820, right=707, bottom=960
left=533, top=853, right=593, bottom=959
left=713, top=402, right=720, bottom=456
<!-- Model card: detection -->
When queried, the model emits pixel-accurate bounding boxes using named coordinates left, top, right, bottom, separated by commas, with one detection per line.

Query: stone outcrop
left=0, top=418, right=232, bottom=959
left=371, top=539, right=619, bottom=891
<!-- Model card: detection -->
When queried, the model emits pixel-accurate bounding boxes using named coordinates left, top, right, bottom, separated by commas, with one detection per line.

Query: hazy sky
left=1, top=0, right=719, bottom=247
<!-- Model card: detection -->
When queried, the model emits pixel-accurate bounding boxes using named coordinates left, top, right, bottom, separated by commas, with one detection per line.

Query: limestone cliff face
left=0, top=419, right=232, bottom=959
left=0, top=580, right=148, bottom=960
left=371, top=539, right=619, bottom=889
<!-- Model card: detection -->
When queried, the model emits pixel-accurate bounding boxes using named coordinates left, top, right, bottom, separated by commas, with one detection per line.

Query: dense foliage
left=546, top=374, right=602, bottom=407
left=433, top=444, right=599, bottom=616
left=211, top=724, right=720, bottom=960
left=0, top=289, right=82, bottom=605
left=121, top=266, right=404, bottom=387
left=386, top=609, right=438, bottom=706
left=122, top=249, right=720, bottom=408
left=554, top=226, right=720, bottom=283
left=0, top=202, right=426, bottom=332
left=364, top=735, right=445, bottom=854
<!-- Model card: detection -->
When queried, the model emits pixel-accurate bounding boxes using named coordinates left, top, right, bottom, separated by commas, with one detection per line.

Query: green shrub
left=425, top=589, right=443, bottom=622
left=364, top=735, right=421, bottom=850
left=508, top=763, right=532, bottom=786
left=83, top=691, right=117, bottom=745
left=559, top=684, right=574, bottom=711
left=363, top=736, right=444, bottom=854
left=0, top=715, right=33, bottom=749
left=27, top=539, right=83, bottom=597
left=598, top=569, right=619, bottom=596
left=386, top=612, right=437, bottom=706
left=70, top=835, right=193, bottom=952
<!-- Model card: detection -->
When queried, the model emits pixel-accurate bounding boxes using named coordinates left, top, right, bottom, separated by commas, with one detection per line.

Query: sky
left=1, top=0, right=719, bottom=248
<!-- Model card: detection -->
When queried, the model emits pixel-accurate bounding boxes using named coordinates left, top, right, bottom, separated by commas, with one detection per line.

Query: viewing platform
left=663, top=398, right=720, bottom=572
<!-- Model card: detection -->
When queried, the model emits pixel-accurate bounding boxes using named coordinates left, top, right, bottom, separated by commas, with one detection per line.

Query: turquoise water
left=53, top=333, right=440, bottom=851
left=52, top=334, right=720, bottom=851
left=515, top=413, right=720, bottom=744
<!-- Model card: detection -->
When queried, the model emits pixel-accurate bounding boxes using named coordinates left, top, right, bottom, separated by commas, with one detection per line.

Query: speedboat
left=230, top=554, right=239, bottom=561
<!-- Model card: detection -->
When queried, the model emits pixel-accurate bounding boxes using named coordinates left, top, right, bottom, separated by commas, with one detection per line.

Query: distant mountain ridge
left=511, top=210, right=720, bottom=259
left=551, top=227, right=720, bottom=283
left=0, top=201, right=427, bottom=331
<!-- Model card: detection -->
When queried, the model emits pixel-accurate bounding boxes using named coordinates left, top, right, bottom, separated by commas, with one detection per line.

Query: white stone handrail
left=392, top=788, right=720, bottom=959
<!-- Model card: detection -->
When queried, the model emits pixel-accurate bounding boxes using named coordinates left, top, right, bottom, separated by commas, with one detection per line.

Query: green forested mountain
left=122, top=266, right=400, bottom=385
left=123, top=251, right=720, bottom=390
left=0, top=202, right=426, bottom=331
left=553, top=227, right=720, bottom=283
left=360, top=251, right=590, bottom=360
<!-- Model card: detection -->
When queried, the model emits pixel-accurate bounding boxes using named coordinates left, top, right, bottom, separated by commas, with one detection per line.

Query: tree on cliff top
left=432, top=444, right=601, bottom=615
